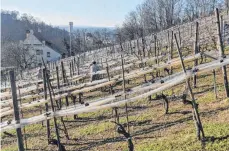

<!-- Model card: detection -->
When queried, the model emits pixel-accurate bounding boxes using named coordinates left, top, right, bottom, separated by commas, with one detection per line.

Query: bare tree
left=115, top=27, right=125, bottom=53
left=72, top=30, right=82, bottom=54
left=184, top=0, right=221, bottom=21
left=1, top=42, right=37, bottom=69
left=123, top=11, right=139, bottom=54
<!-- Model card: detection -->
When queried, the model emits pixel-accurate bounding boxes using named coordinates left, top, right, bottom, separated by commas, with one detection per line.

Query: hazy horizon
left=1, top=0, right=144, bottom=27
left=57, top=24, right=116, bottom=29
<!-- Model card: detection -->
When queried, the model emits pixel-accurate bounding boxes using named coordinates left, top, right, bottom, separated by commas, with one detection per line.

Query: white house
left=22, top=29, right=61, bottom=67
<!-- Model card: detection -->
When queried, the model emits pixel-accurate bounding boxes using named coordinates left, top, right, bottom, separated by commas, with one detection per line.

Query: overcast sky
left=1, top=0, right=144, bottom=27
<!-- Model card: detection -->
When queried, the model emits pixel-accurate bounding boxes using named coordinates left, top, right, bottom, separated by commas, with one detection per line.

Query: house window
left=36, top=50, right=40, bottom=55
left=36, top=50, right=43, bottom=55
left=38, top=63, right=42, bottom=67
left=47, top=52, right=50, bottom=57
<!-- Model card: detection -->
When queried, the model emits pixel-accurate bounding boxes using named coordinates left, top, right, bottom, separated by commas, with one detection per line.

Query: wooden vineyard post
left=220, top=15, right=224, bottom=42
left=79, top=93, right=83, bottom=104
left=2, top=71, right=5, bottom=87
left=72, top=60, right=75, bottom=76
left=121, top=54, right=130, bottom=133
left=114, top=107, right=120, bottom=124
left=170, top=30, right=174, bottom=75
left=65, top=96, right=69, bottom=107
left=42, top=59, right=63, bottom=151
left=77, top=56, right=80, bottom=75
left=61, top=61, right=66, bottom=84
left=167, top=31, right=170, bottom=63
left=174, top=34, right=205, bottom=140
left=45, top=103, right=51, bottom=143
left=137, top=38, right=140, bottom=56
left=43, top=68, right=47, bottom=99
left=101, top=58, right=103, bottom=68
left=213, top=70, right=218, bottom=99
left=73, top=57, right=77, bottom=75
left=55, top=62, right=69, bottom=139
left=154, top=35, right=157, bottom=64
left=106, top=59, right=113, bottom=94
left=130, top=41, right=133, bottom=55
left=193, top=22, right=199, bottom=88
left=215, top=8, right=229, bottom=97
left=10, top=70, right=25, bottom=151
left=71, top=95, right=78, bottom=120
left=155, top=40, right=160, bottom=78
left=141, top=31, right=146, bottom=58
left=138, top=44, right=147, bottom=83
left=156, top=40, right=160, bottom=66
left=56, top=71, right=62, bottom=110
left=18, top=86, right=27, bottom=149
left=55, top=61, right=58, bottom=69
left=56, top=66, right=60, bottom=89
left=70, top=62, right=73, bottom=79
left=43, top=68, right=50, bottom=143
left=7, top=71, right=9, bottom=85
left=178, top=27, right=182, bottom=46
left=69, top=62, right=72, bottom=85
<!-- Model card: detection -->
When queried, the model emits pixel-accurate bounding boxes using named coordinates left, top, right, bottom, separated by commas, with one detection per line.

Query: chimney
left=42, top=41, right=45, bottom=46
left=26, top=30, right=30, bottom=38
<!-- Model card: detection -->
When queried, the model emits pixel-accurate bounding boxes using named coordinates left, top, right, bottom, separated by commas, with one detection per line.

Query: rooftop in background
left=23, top=29, right=63, bottom=54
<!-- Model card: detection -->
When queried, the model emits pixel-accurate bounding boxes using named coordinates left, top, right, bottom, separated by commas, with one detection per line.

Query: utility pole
left=69, top=22, right=73, bottom=56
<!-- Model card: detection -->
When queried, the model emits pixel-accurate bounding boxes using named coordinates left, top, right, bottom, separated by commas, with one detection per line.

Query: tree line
left=114, top=0, right=227, bottom=57
left=1, top=10, right=114, bottom=68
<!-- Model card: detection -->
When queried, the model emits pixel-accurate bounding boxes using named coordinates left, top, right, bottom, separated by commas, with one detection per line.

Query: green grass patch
left=78, top=121, right=113, bottom=136
left=197, top=92, right=216, bottom=103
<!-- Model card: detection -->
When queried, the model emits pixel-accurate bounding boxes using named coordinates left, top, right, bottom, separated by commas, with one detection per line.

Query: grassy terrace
left=1, top=48, right=229, bottom=151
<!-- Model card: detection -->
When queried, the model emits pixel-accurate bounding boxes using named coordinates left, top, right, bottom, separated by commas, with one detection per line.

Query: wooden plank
left=213, top=70, right=217, bottom=99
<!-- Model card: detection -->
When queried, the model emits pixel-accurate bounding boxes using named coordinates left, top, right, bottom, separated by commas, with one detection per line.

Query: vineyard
left=1, top=8, right=229, bottom=151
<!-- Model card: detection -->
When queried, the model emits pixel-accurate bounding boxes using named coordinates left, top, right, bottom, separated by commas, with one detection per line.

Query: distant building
left=21, top=29, right=61, bottom=67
